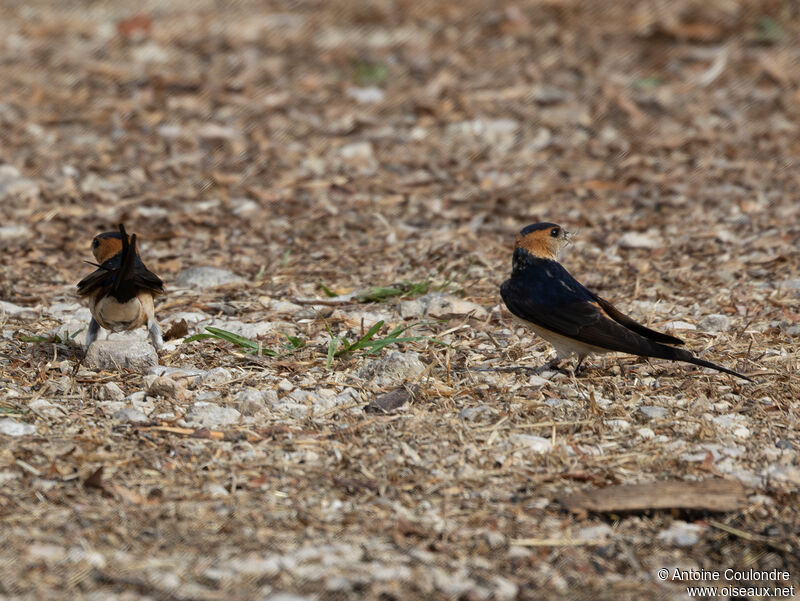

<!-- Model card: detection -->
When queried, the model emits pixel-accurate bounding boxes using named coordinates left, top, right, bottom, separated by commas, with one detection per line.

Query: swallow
left=500, top=223, right=751, bottom=380
left=77, top=224, right=164, bottom=351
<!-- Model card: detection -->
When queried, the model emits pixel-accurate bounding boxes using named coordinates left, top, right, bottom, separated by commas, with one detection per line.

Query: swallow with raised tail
left=77, top=224, right=164, bottom=351
left=500, top=223, right=751, bottom=380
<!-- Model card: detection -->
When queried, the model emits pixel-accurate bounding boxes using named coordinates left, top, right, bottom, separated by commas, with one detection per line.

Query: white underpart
left=94, top=296, right=142, bottom=331
left=514, top=316, right=609, bottom=360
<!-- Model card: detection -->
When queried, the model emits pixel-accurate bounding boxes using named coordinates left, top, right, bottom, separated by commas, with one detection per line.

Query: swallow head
left=91, top=230, right=125, bottom=263
left=515, top=222, right=570, bottom=260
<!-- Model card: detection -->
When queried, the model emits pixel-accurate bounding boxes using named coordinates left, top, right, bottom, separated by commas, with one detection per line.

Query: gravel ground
left=0, top=1, right=798, bottom=600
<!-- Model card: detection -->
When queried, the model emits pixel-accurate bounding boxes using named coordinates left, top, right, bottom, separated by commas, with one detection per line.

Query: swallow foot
left=530, top=358, right=570, bottom=377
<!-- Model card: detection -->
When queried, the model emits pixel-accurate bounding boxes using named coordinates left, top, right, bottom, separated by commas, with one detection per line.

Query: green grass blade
left=326, top=336, right=340, bottom=370
left=283, top=333, right=305, bottom=349
left=184, top=327, right=277, bottom=356
left=343, top=320, right=384, bottom=353
left=203, top=327, right=259, bottom=349
left=319, top=283, right=337, bottom=298
left=20, top=335, right=51, bottom=343
left=356, top=286, right=404, bottom=302
left=360, top=336, right=425, bottom=355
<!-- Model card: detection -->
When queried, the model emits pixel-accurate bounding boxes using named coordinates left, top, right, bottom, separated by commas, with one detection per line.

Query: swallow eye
left=550, top=227, right=560, bottom=238
left=92, top=239, right=100, bottom=249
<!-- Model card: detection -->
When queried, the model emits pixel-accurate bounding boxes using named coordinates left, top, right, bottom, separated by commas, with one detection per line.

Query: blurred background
left=1, top=0, right=797, bottom=299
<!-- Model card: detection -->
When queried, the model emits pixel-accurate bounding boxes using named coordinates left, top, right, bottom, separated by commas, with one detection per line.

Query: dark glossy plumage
left=77, top=227, right=163, bottom=303
left=501, top=246, right=751, bottom=380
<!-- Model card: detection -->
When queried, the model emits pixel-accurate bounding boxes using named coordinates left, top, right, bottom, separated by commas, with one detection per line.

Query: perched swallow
left=77, top=224, right=164, bottom=350
left=500, top=223, right=750, bottom=380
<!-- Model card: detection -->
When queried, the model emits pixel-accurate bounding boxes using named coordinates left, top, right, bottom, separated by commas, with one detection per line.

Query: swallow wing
left=500, top=261, right=677, bottom=356
left=77, top=254, right=163, bottom=297
left=134, top=256, right=165, bottom=295
left=592, top=296, right=684, bottom=346
left=76, top=266, right=115, bottom=297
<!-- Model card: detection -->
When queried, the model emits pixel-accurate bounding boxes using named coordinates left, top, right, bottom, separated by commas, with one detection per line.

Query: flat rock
left=174, top=266, right=244, bottom=289
left=0, top=418, right=36, bottom=436
left=84, top=340, right=158, bottom=372
left=185, top=401, right=241, bottom=428
left=357, top=351, right=425, bottom=388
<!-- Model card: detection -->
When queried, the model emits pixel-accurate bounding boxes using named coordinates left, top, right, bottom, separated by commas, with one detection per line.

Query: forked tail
left=112, top=224, right=138, bottom=302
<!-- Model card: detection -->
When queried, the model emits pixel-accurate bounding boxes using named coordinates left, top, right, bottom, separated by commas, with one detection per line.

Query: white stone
left=639, top=405, right=669, bottom=419
left=357, top=351, right=425, bottom=388
left=205, top=483, right=230, bottom=498
left=28, top=398, right=62, bottom=418
left=102, top=382, right=125, bottom=401
left=0, top=300, right=36, bottom=318
left=657, top=521, right=704, bottom=546
left=202, top=367, right=233, bottom=386
left=185, top=402, right=240, bottom=428
left=113, top=408, right=149, bottom=423
left=0, top=418, right=36, bottom=436
left=699, top=314, right=730, bottom=333
left=511, top=434, right=552, bottom=454
left=618, top=231, right=662, bottom=250
left=346, top=86, right=385, bottom=104
left=84, top=340, right=158, bottom=372
left=637, top=427, right=655, bottom=439
left=576, top=523, right=612, bottom=541
left=766, top=465, right=800, bottom=488
left=337, top=141, right=377, bottom=171
left=400, top=293, right=487, bottom=319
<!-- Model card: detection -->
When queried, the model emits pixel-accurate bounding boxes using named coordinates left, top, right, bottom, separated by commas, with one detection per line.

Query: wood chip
left=364, top=385, right=419, bottom=413
left=560, top=479, right=747, bottom=514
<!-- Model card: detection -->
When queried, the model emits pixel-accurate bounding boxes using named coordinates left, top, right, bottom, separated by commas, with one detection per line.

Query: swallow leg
left=528, top=357, right=571, bottom=376
left=84, top=318, right=100, bottom=350
left=147, top=320, right=163, bottom=351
